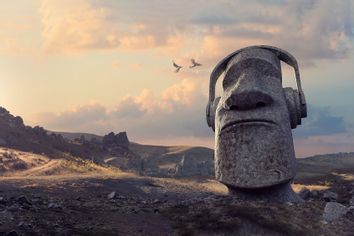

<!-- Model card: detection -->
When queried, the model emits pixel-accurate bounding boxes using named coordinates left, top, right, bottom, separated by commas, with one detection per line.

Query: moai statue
left=206, top=45, right=307, bottom=202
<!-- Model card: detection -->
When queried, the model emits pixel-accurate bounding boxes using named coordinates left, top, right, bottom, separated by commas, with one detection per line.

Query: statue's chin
left=215, top=122, right=295, bottom=189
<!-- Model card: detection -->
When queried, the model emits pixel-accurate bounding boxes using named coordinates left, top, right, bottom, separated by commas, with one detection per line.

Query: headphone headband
left=208, top=45, right=307, bottom=117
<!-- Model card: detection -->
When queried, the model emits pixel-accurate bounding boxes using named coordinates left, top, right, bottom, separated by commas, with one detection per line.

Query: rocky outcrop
left=102, top=132, right=129, bottom=149
left=323, top=202, right=348, bottom=222
left=0, top=107, right=140, bottom=171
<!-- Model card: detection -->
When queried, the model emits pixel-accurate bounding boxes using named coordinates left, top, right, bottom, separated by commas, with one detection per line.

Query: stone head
left=206, top=45, right=307, bottom=189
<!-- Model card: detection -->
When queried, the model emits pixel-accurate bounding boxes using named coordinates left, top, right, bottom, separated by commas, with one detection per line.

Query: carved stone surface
left=214, top=48, right=297, bottom=190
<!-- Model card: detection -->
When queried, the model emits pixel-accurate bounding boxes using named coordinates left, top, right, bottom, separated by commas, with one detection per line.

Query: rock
left=117, top=195, right=126, bottom=200
left=152, top=199, right=160, bottom=204
left=348, top=206, right=354, bottom=215
left=5, top=230, right=19, bottom=236
left=298, top=187, right=311, bottom=200
left=103, top=132, right=129, bottom=148
left=107, top=191, right=116, bottom=200
left=102, top=132, right=116, bottom=145
left=311, top=190, right=319, bottom=197
left=48, top=202, right=62, bottom=210
left=349, top=196, right=354, bottom=206
left=323, top=191, right=338, bottom=202
left=116, top=132, right=129, bottom=147
left=323, top=202, right=348, bottom=222
left=16, top=195, right=32, bottom=205
left=0, top=196, right=6, bottom=204
left=18, top=221, right=31, bottom=228
left=7, top=205, right=19, bottom=212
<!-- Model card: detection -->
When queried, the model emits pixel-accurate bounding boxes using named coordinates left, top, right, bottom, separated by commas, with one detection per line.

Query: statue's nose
left=224, top=75, right=274, bottom=111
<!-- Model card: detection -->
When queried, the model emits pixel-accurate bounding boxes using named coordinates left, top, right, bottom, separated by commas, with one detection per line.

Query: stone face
left=214, top=47, right=296, bottom=189
left=323, top=202, right=348, bottom=222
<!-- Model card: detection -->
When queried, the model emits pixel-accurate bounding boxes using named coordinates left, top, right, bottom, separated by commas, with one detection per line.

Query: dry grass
left=0, top=147, right=127, bottom=180
left=292, top=183, right=330, bottom=192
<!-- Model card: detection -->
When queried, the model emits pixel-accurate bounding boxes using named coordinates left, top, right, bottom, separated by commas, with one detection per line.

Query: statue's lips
left=221, top=119, right=277, bottom=132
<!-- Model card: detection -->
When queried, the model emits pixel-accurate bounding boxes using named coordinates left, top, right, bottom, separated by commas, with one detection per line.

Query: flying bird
left=173, top=61, right=182, bottom=73
left=189, top=59, right=202, bottom=68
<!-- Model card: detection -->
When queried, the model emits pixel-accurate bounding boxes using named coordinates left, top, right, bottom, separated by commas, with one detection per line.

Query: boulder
left=107, top=191, right=116, bottom=200
left=323, top=202, right=348, bottom=222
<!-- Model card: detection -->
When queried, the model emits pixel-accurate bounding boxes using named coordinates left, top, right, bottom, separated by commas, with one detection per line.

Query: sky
left=0, top=0, right=354, bottom=157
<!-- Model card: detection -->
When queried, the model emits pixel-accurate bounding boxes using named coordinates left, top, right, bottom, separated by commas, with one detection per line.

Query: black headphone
left=206, top=45, right=307, bottom=131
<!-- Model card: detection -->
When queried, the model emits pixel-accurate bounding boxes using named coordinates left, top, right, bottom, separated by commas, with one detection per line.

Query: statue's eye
left=222, top=64, right=242, bottom=90
left=222, top=75, right=236, bottom=90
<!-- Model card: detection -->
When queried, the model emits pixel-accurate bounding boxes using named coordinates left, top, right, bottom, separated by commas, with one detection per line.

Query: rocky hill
left=0, top=107, right=140, bottom=172
left=0, top=107, right=213, bottom=176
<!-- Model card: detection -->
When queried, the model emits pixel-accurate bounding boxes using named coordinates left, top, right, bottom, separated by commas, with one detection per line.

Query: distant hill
left=50, top=131, right=103, bottom=142
left=0, top=107, right=136, bottom=167
left=296, top=152, right=354, bottom=184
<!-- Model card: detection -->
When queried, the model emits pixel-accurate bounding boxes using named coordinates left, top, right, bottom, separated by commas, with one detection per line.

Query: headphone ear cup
left=284, top=88, right=299, bottom=129
left=206, top=97, right=221, bottom=131
left=293, top=89, right=302, bottom=126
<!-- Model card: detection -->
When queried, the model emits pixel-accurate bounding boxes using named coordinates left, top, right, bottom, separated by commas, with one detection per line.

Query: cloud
left=190, top=15, right=235, bottom=26
left=294, top=133, right=354, bottom=157
left=34, top=103, right=108, bottom=131
left=32, top=78, right=212, bottom=139
left=39, top=0, right=354, bottom=66
left=194, top=0, right=354, bottom=67
left=39, top=0, right=185, bottom=53
left=40, top=0, right=121, bottom=53
left=294, top=105, right=347, bottom=138
left=112, top=97, right=146, bottom=119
